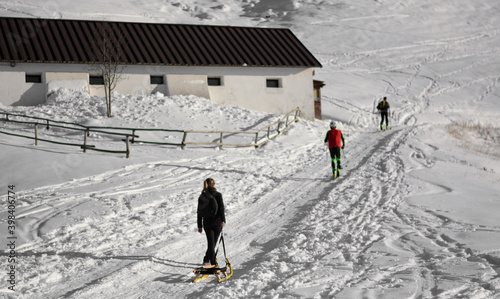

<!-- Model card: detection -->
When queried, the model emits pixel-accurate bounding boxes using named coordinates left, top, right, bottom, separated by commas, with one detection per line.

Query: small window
left=26, top=74, right=42, bottom=83
left=266, top=79, right=281, bottom=88
left=208, top=77, right=222, bottom=86
left=150, top=75, right=164, bottom=85
left=89, top=75, right=104, bottom=85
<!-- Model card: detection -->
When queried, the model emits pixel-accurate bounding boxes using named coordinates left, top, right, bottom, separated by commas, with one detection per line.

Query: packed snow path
left=7, top=122, right=498, bottom=298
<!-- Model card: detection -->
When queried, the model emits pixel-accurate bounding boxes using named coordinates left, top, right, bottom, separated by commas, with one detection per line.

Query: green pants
left=329, top=147, right=342, bottom=172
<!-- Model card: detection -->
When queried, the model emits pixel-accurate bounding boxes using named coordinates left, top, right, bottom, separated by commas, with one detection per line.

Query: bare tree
left=90, top=25, right=126, bottom=117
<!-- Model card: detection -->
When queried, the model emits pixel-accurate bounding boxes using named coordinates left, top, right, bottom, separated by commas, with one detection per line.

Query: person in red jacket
left=324, top=121, right=345, bottom=178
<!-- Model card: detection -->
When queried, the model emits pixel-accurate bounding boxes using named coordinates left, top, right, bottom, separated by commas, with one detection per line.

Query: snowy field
left=1, top=0, right=500, bottom=298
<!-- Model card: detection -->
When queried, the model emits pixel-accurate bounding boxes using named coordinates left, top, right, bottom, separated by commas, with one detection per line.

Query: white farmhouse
left=0, top=17, right=322, bottom=119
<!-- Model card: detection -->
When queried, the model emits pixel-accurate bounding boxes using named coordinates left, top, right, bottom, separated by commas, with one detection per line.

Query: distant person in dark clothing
left=197, top=178, right=226, bottom=268
left=377, top=96, right=391, bottom=130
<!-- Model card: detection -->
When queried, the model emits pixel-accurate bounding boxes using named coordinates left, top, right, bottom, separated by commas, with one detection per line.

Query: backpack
left=199, top=191, right=218, bottom=219
left=377, top=100, right=389, bottom=111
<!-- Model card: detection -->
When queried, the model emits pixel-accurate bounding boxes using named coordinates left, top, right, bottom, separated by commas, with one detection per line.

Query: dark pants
left=329, top=147, right=342, bottom=173
left=203, top=225, right=222, bottom=265
left=380, top=111, right=389, bottom=128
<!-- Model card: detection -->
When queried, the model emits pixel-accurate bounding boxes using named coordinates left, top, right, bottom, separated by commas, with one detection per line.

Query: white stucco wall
left=166, top=74, right=210, bottom=99
left=0, top=70, right=46, bottom=106
left=205, top=67, right=315, bottom=119
left=0, top=63, right=318, bottom=119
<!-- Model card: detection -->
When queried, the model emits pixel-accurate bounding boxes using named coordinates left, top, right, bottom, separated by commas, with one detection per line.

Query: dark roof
left=0, top=17, right=322, bottom=67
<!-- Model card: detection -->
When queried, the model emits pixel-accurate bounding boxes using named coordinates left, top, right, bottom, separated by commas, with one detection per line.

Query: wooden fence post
left=46, top=119, right=50, bottom=130
left=34, top=123, right=38, bottom=145
left=83, top=130, right=88, bottom=153
left=254, top=132, right=259, bottom=148
left=126, top=136, right=130, bottom=158
left=219, top=132, right=223, bottom=150
left=181, top=132, right=187, bottom=149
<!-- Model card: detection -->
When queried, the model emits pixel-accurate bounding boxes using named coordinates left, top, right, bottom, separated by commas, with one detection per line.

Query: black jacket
left=377, top=100, right=390, bottom=112
left=197, top=189, right=225, bottom=229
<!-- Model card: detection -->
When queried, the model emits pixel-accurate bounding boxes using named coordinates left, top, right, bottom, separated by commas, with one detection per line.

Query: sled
left=192, top=258, right=233, bottom=283
left=192, top=233, right=233, bottom=283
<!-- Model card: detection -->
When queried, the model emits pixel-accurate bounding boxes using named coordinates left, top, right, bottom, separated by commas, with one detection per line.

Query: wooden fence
left=181, top=108, right=301, bottom=149
left=0, top=108, right=301, bottom=158
left=0, top=112, right=138, bottom=158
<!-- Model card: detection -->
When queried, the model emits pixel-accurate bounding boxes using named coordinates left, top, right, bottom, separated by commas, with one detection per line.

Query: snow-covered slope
left=1, top=0, right=500, bottom=298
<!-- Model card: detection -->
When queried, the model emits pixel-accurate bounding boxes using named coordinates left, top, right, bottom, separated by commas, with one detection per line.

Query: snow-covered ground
left=1, top=0, right=500, bottom=298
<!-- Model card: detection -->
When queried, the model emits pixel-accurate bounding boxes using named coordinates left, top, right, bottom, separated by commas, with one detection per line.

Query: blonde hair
left=202, top=178, right=216, bottom=194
